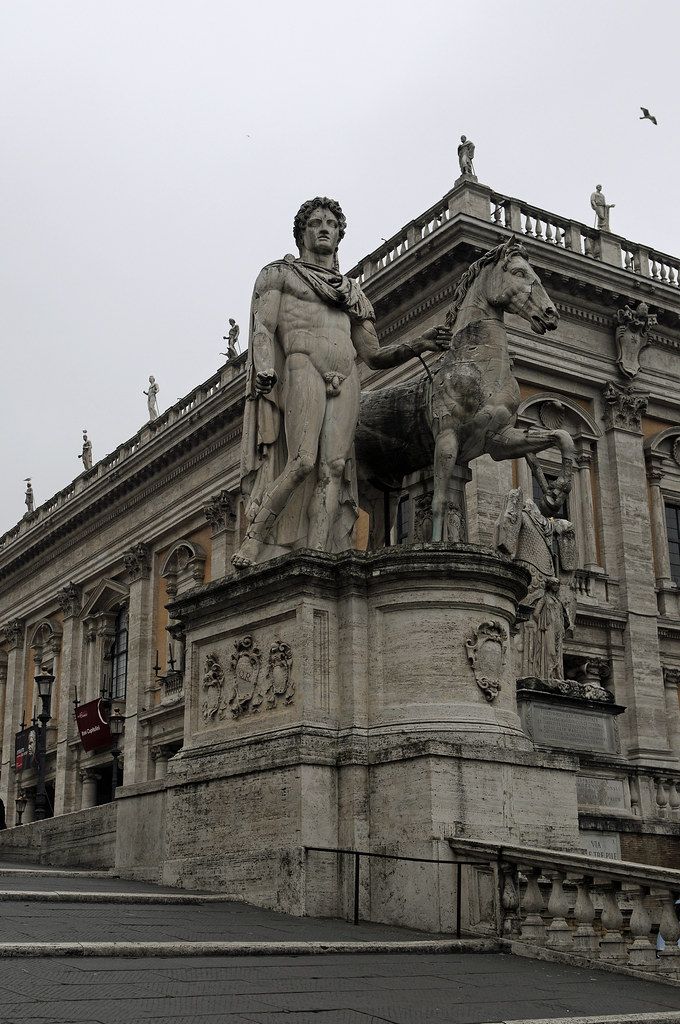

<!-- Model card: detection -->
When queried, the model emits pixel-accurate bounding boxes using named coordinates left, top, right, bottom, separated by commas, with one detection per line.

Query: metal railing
left=304, top=845, right=479, bottom=934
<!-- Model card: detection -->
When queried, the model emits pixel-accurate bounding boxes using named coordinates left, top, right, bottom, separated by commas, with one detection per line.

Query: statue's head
left=229, top=318, right=235, bottom=326
left=460, top=134, right=467, bottom=142
left=595, top=184, right=602, bottom=192
left=294, top=197, right=346, bottom=262
left=149, top=375, right=155, bottom=383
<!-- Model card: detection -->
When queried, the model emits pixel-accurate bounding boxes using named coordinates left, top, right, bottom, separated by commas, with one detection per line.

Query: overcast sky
left=2, top=0, right=678, bottom=534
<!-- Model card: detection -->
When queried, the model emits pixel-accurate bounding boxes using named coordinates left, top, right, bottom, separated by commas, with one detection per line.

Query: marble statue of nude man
left=233, top=197, right=451, bottom=569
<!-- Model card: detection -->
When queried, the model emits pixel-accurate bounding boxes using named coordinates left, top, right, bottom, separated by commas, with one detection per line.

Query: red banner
left=75, top=698, right=112, bottom=752
left=15, top=727, right=37, bottom=771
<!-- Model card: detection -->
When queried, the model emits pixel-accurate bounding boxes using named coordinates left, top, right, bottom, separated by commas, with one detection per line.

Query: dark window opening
left=532, top=472, right=570, bottom=520
left=666, top=504, right=680, bottom=585
left=111, top=606, right=128, bottom=700
left=396, top=494, right=410, bottom=544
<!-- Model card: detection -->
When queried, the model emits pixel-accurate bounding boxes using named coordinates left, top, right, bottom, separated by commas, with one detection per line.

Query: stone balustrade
left=349, top=180, right=680, bottom=298
left=0, top=354, right=247, bottom=552
left=449, top=837, right=680, bottom=979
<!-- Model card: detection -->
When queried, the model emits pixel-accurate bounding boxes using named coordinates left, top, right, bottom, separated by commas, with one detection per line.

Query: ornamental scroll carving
left=614, top=302, right=657, bottom=379
left=57, top=582, right=81, bottom=618
left=465, top=620, right=507, bottom=702
left=265, top=641, right=294, bottom=708
left=229, top=635, right=263, bottom=718
left=123, top=542, right=151, bottom=583
left=201, top=652, right=226, bottom=722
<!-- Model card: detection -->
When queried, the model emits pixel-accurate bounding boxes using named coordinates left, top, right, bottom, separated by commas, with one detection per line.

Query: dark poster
left=75, top=698, right=111, bottom=752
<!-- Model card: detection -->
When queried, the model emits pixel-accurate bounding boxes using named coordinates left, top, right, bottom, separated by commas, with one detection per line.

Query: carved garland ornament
left=465, top=620, right=507, bottom=702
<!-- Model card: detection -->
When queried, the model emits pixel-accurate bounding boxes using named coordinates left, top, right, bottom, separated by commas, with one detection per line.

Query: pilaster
left=54, top=583, right=83, bottom=815
left=0, top=619, right=26, bottom=813
left=203, top=490, right=237, bottom=578
left=645, top=452, right=672, bottom=586
left=123, top=542, right=153, bottom=785
left=663, top=669, right=680, bottom=759
left=600, top=382, right=672, bottom=764
left=574, top=445, right=602, bottom=572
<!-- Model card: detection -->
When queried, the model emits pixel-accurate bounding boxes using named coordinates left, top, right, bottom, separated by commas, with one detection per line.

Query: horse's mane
left=445, top=238, right=528, bottom=329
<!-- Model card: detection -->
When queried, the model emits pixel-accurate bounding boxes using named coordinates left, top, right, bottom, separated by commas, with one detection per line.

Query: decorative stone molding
left=538, top=400, right=566, bottom=430
left=3, top=618, right=25, bottom=650
left=56, top=581, right=81, bottom=618
left=123, top=542, right=151, bottom=583
left=160, top=540, right=206, bottom=598
left=29, top=620, right=63, bottom=666
left=203, top=490, right=235, bottom=534
left=517, top=675, right=614, bottom=705
left=413, top=493, right=433, bottom=543
left=265, top=641, right=294, bottom=708
left=601, top=381, right=648, bottom=432
left=465, top=620, right=507, bottom=702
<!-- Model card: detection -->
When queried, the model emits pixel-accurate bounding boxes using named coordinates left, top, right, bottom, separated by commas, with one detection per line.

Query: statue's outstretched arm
left=251, top=266, right=284, bottom=393
left=351, top=319, right=450, bottom=370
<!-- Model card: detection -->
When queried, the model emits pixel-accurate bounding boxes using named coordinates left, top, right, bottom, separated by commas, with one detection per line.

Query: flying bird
left=640, top=107, right=658, bottom=125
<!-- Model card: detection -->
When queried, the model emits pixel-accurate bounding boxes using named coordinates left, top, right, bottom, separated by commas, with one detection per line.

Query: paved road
left=2, top=951, right=680, bottom=1023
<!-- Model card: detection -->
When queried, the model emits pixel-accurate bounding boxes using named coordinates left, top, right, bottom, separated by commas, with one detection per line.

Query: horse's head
left=489, top=237, right=559, bottom=335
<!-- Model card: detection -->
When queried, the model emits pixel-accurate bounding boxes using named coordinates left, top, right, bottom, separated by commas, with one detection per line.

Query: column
left=663, top=670, right=680, bottom=759
left=203, top=490, right=237, bottom=578
left=122, top=542, right=153, bottom=785
left=0, top=620, right=26, bottom=815
left=54, top=583, right=83, bottom=815
left=515, top=457, right=533, bottom=499
left=574, top=444, right=602, bottom=571
left=600, top=381, right=673, bottom=764
left=151, top=745, right=170, bottom=780
left=80, top=769, right=99, bottom=809
left=646, top=453, right=672, bottom=585
left=0, top=653, right=7, bottom=766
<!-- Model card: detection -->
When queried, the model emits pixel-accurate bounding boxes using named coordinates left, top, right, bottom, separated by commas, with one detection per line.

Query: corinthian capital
left=57, top=581, right=81, bottom=618
left=123, top=542, right=151, bottom=583
left=203, top=490, right=236, bottom=534
left=601, top=381, right=648, bottom=433
left=2, top=618, right=25, bottom=650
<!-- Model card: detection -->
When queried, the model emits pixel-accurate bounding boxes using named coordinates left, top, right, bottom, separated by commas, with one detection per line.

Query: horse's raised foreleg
left=486, top=426, right=575, bottom=515
left=432, top=428, right=459, bottom=542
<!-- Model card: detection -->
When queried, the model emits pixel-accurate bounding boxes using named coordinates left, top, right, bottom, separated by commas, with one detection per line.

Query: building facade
left=1, top=175, right=680, bottom=867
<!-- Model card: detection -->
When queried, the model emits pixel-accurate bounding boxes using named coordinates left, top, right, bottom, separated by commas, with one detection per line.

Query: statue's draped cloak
left=239, top=255, right=375, bottom=557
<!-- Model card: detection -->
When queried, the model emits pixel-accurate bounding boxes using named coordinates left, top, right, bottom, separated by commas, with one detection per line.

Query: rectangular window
left=666, top=504, right=680, bottom=585
left=111, top=608, right=128, bottom=699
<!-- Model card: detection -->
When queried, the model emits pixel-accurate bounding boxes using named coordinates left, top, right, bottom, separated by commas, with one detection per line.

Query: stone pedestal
left=115, top=547, right=581, bottom=929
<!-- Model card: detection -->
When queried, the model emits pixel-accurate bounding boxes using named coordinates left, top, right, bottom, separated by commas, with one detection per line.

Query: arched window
left=111, top=606, right=128, bottom=699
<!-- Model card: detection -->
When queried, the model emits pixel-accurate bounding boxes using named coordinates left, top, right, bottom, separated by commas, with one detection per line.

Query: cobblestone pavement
left=2, top=952, right=680, bottom=1023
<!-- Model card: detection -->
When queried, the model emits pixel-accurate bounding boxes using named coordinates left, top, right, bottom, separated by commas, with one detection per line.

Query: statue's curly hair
left=293, top=197, right=347, bottom=249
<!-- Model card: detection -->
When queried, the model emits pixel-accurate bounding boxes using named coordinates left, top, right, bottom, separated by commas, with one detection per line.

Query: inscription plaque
left=520, top=698, right=618, bottom=754
left=580, top=830, right=621, bottom=861
left=577, top=775, right=627, bottom=810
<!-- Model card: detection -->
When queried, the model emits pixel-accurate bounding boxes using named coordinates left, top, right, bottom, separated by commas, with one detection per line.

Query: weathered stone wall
left=0, top=804, right=116, bottom=869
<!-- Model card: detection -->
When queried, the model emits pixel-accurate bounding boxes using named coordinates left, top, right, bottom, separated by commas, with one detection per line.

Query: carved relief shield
left=465, top=620, right=507, bottom=702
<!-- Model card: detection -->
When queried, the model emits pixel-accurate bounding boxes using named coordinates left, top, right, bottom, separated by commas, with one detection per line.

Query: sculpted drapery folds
left=233, top=197, right=450, bottom=569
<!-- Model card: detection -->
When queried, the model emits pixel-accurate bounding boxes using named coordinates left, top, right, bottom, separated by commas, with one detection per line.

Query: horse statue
left=355, top=236, right=574, bottom=543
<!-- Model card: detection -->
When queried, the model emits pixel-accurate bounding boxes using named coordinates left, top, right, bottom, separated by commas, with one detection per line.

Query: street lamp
left=109, top=709, right=125, bottom=801
left=15, top=792, right=27, bottom=826
left=34, top=669, right=54, bottom=821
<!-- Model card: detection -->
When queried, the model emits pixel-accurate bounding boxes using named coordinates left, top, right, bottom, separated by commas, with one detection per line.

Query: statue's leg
left=487, top=426, right=574, bottom=515
left=233, top=362, right=325, bottom=568
left=308, top=372, right=360, bottom=551
left=431, top=428, right=459, bottom=543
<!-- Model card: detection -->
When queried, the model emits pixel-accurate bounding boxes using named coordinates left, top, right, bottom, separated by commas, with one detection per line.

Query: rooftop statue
left=590, top=184, right=615, bottom=232
left=356, top=237, right=575, bottom=542
left=614, top=300, right=657, bottom=379
left=24, top=478, right=34, bottom=515
left=232, top=196, right=450, bottom=569
left=457, top=135, right=476, bottom=178
left=144, top=375, right=160, bottom=421
left=221, top=318, right=240, bottom=360
left=78, top=430, right=93, bottom=471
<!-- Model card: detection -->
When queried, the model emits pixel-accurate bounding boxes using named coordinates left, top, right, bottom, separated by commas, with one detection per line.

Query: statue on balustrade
left=496, top=488, right=576, bottom=683
left=232, top=197, right=451, bottom=570
left=457, top=135, right=476, bottom=178
left=614, top=301, right=657, bottom=379
left=590, top=184, right=615, bottom=232
left=24, top=478, right=34, bottom=515
left=221, top=318, right=240, bottom=360
left=78, top=430, right=93, bottom=471
left=355, top=237, right=575, bottom=546
left=144, top=375, right=160, bottom=420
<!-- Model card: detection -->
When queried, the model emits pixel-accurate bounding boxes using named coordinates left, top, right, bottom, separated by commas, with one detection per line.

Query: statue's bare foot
left=232, top=536, right=263, bottom=570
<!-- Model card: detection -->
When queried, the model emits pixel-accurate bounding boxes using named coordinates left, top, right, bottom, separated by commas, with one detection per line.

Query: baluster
left=534, top=217, right=544, bottom=240
left=656, top=777, right=669, bottom=816
left=599, top=883, right=626, bottom=960
left=627, top=885, right=656, bottom=967
left=501, top=862, right=520, bottom=936
left=492, top=201, right=503, bottom=224
left=573, top=876, right=598, bottom=951
left=669, top=780, right=680, bottom=817
left=583, top=235, right=593, bottom=257
left=545, top=221, right=554, bottom=244
left=672, top=266, right=680, bottom=288
left=524, top=214, right=534, bottom=237
left=546, top=870, right=573, bottom=949
left=662, top=262, right=671, bottom=284
left=652, top=257, right=662, bottom=280
left=555, top=226, right=565, bottom=248
left=624, top=249, right=633, bottom=271
left=629, top=774, right=641, bottom=816
left=658, top=888, right=680, bottom=975
left=519, top=866, right=546, bottom=944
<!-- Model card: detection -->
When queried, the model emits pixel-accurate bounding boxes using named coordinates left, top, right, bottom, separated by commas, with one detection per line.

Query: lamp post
left=109, top=709, right=125, bottom=801
left=34, top=669, right=54, bottom=821
left=15, top=792, right=27, bottom=826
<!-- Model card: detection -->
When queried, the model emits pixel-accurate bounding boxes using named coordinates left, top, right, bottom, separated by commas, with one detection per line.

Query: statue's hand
left=254, top=369, right=278, bottom=396
left=419, top=326, right=452, bottom=352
